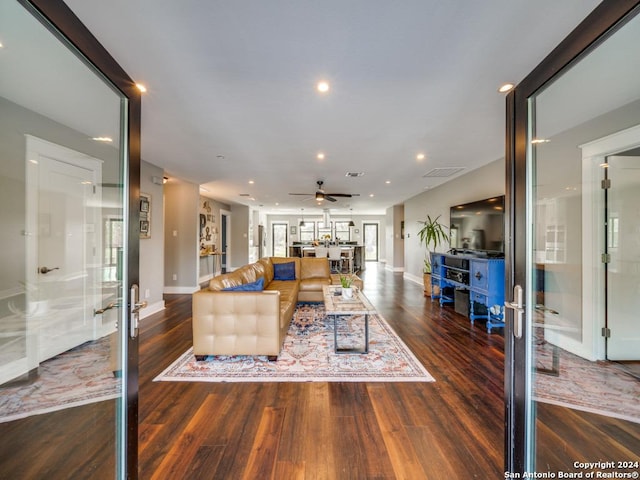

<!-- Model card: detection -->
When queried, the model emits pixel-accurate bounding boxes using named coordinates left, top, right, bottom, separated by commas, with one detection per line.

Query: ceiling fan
left=289, top=180, right=360, bottom=203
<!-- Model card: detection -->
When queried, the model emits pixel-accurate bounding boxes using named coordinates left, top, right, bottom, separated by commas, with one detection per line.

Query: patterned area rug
left=534, top=340, right=640, bottom=424
left=154, top=304, right=435, bottom=383
left=0, top=337, right=120, bottom=423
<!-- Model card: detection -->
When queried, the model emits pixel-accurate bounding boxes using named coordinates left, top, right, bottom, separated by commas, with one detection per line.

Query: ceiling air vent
left=239, top=193, right=251, bottom=197
left=345, top=172, right=364, bottom=177
left=422, top=167, right=465, bottom=178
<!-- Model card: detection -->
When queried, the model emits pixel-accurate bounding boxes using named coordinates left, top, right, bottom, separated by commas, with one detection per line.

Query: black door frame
left=504, top=0, right=640, bottom=474
left=22, top=0, right=142, bottom=477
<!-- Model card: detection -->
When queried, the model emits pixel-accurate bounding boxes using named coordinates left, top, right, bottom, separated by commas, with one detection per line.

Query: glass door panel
left=606, top=155, right=640, bottom=360
left=272, top=223, right=288, bottom=257
left=507, top=3, right=640, bottom=476
left=363, top=223, right=378, bottom=261
left=0, top=1, right=135, bottom=477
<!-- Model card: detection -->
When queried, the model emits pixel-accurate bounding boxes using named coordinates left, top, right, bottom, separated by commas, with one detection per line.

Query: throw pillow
left=222, top=277, right=264, bottom=291
left=273, top=261, right=295, bottom=280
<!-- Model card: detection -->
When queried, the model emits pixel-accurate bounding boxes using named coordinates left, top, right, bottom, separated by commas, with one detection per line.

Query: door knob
left=39, top=266, right=60, bottom=274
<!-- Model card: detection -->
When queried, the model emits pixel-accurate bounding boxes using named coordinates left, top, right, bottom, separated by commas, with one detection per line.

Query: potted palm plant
left=417, top=214, right=449, bottom=296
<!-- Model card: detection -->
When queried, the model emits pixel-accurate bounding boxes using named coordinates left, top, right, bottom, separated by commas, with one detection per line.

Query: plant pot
left=423, top=273, right=432, bottom=296
left=423, top=273, right=440, bottom=297
left=342, top=287, right=353, bottom=299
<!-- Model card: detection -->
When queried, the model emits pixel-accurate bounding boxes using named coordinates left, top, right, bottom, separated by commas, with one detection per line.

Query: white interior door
left=26, top=136, right=102, bottom=363
left=606, top=155, right=640, bottom=360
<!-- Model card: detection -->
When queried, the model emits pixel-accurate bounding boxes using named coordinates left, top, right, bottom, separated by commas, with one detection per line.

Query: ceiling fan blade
left=289, top=193, right=312, bottom=196
left=325, top=193, right=355, bottom=197
left=324, top=195, right=337, bottom=202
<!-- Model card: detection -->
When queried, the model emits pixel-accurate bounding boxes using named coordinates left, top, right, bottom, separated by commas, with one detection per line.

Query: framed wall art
left=140, top=193, right=151, bottom=239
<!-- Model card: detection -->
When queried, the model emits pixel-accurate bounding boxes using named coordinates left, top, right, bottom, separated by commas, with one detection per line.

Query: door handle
left=129, top=284, right=147, bottom=339
left=39, top=266, right=60, bottom=274
left=94, top=301, right=119, bottom=316
left=504, top=284, right=524, bottom=338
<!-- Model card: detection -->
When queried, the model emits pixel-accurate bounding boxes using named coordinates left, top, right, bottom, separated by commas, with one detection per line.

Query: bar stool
left=328, top=246, right=343, bottom=273
left=342, top=247, right=354, bottom=274
left=314, top=246, right=328, bottom=258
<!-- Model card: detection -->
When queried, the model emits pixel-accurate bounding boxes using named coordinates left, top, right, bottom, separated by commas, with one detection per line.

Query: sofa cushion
left=273, top=261, right=296, bottom=280
left=300, top=257, right=330, bottom=279
left=258, top=257, right=274, bottom=284
left=271, top=257, right=301, bottom=279
left=299, top=277, right=332, bottom=292
left=236, top=264, right=257, bottom=284
left=208, top=272, right=243, bottom=291
left=222, top=277, right=264, bottom=291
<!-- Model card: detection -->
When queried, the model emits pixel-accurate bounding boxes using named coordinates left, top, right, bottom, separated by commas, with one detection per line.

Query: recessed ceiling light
left=369, top=194, right=374, bottom=198
left=248, top=180, right=255, bottom=184
left=498, top=83, right=515, bottom=93
left=385, top=180, right=391, bottom=184
left=317, top=81, right=330, bottom=93
left=92, top=136, right=113, bottom=142
left=275, top=202, right=279, bottom=206
left=317, top=152, right=325, bottom=160
left=0, top=42, right=4, bottom=48
left=416, top=153, right=425, bottom=160
left=531, top=138, right=550, bottom=144
left=135, top=83, right=147, bottom=93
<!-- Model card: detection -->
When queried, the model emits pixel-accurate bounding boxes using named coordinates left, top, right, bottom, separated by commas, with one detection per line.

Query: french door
left=0, top=0, right=140, bottom=478
left=506, top=1, right=640, bottom=475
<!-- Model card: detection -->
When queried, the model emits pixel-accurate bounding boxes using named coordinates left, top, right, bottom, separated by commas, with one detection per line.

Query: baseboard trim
left=403, top=272, right=423, bottom=286
left=163, top=286, right=200, bottom=294
left=140, top=300, right=165, bottom=319
left=385, top=265, right=405, bottom=272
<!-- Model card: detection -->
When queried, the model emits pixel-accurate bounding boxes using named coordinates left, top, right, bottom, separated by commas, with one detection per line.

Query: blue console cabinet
left=430, top=253, right=505, bottom=332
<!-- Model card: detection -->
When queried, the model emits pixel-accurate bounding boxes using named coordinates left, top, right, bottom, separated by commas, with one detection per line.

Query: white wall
left=164, top=179, right=200, bottom=293
left=139, top=161, right=165, bottom=317
left=385, top=205, right=404, bottom=271
left=230, top=204, right=250, bottom=270
left=403, top=159, right=506, bottom=284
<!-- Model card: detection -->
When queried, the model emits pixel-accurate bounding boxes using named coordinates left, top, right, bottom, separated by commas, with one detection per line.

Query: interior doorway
left=272, top=222, right=288, bottom=257
left=220, top=210, right=230, bottom=273
left=363, top=223, right=379, bottom=262
left=604, top=153, right=640, bottom=363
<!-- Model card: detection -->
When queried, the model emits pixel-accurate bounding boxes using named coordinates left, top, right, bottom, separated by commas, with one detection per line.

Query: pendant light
left=299, top=208, right=306, bottom=227
left=348, top=208, right=355, bottom=227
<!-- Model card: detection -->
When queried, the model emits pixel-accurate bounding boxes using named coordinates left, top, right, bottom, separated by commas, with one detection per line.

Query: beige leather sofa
left=192, top=256, right=362, bottom=361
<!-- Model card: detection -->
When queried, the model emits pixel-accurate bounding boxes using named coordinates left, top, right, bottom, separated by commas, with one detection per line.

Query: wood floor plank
left=274, top=460, right=306, bottom=480
left=368, top=384, right=430, bottom=479
left=150, top=394, right=223, bottom=480
left=241, top=406, right=286, bottom=480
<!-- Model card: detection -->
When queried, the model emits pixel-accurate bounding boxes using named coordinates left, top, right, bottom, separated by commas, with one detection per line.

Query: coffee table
left=322, top=284, right=376, bottom=354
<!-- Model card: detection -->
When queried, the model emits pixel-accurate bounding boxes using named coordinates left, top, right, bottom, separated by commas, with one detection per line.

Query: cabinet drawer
left=470, top=261, right=489, bottom=290
left=472, top=292, right=487, bottom=305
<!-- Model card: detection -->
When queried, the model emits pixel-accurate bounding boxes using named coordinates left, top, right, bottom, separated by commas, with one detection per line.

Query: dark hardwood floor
left=1, top=263, right=638, bottom=479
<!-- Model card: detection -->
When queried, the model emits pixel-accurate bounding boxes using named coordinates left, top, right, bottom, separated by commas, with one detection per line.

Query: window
left=334, top=221, right=351, bottom=242
left=299, top=221, right=315, bottom=243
